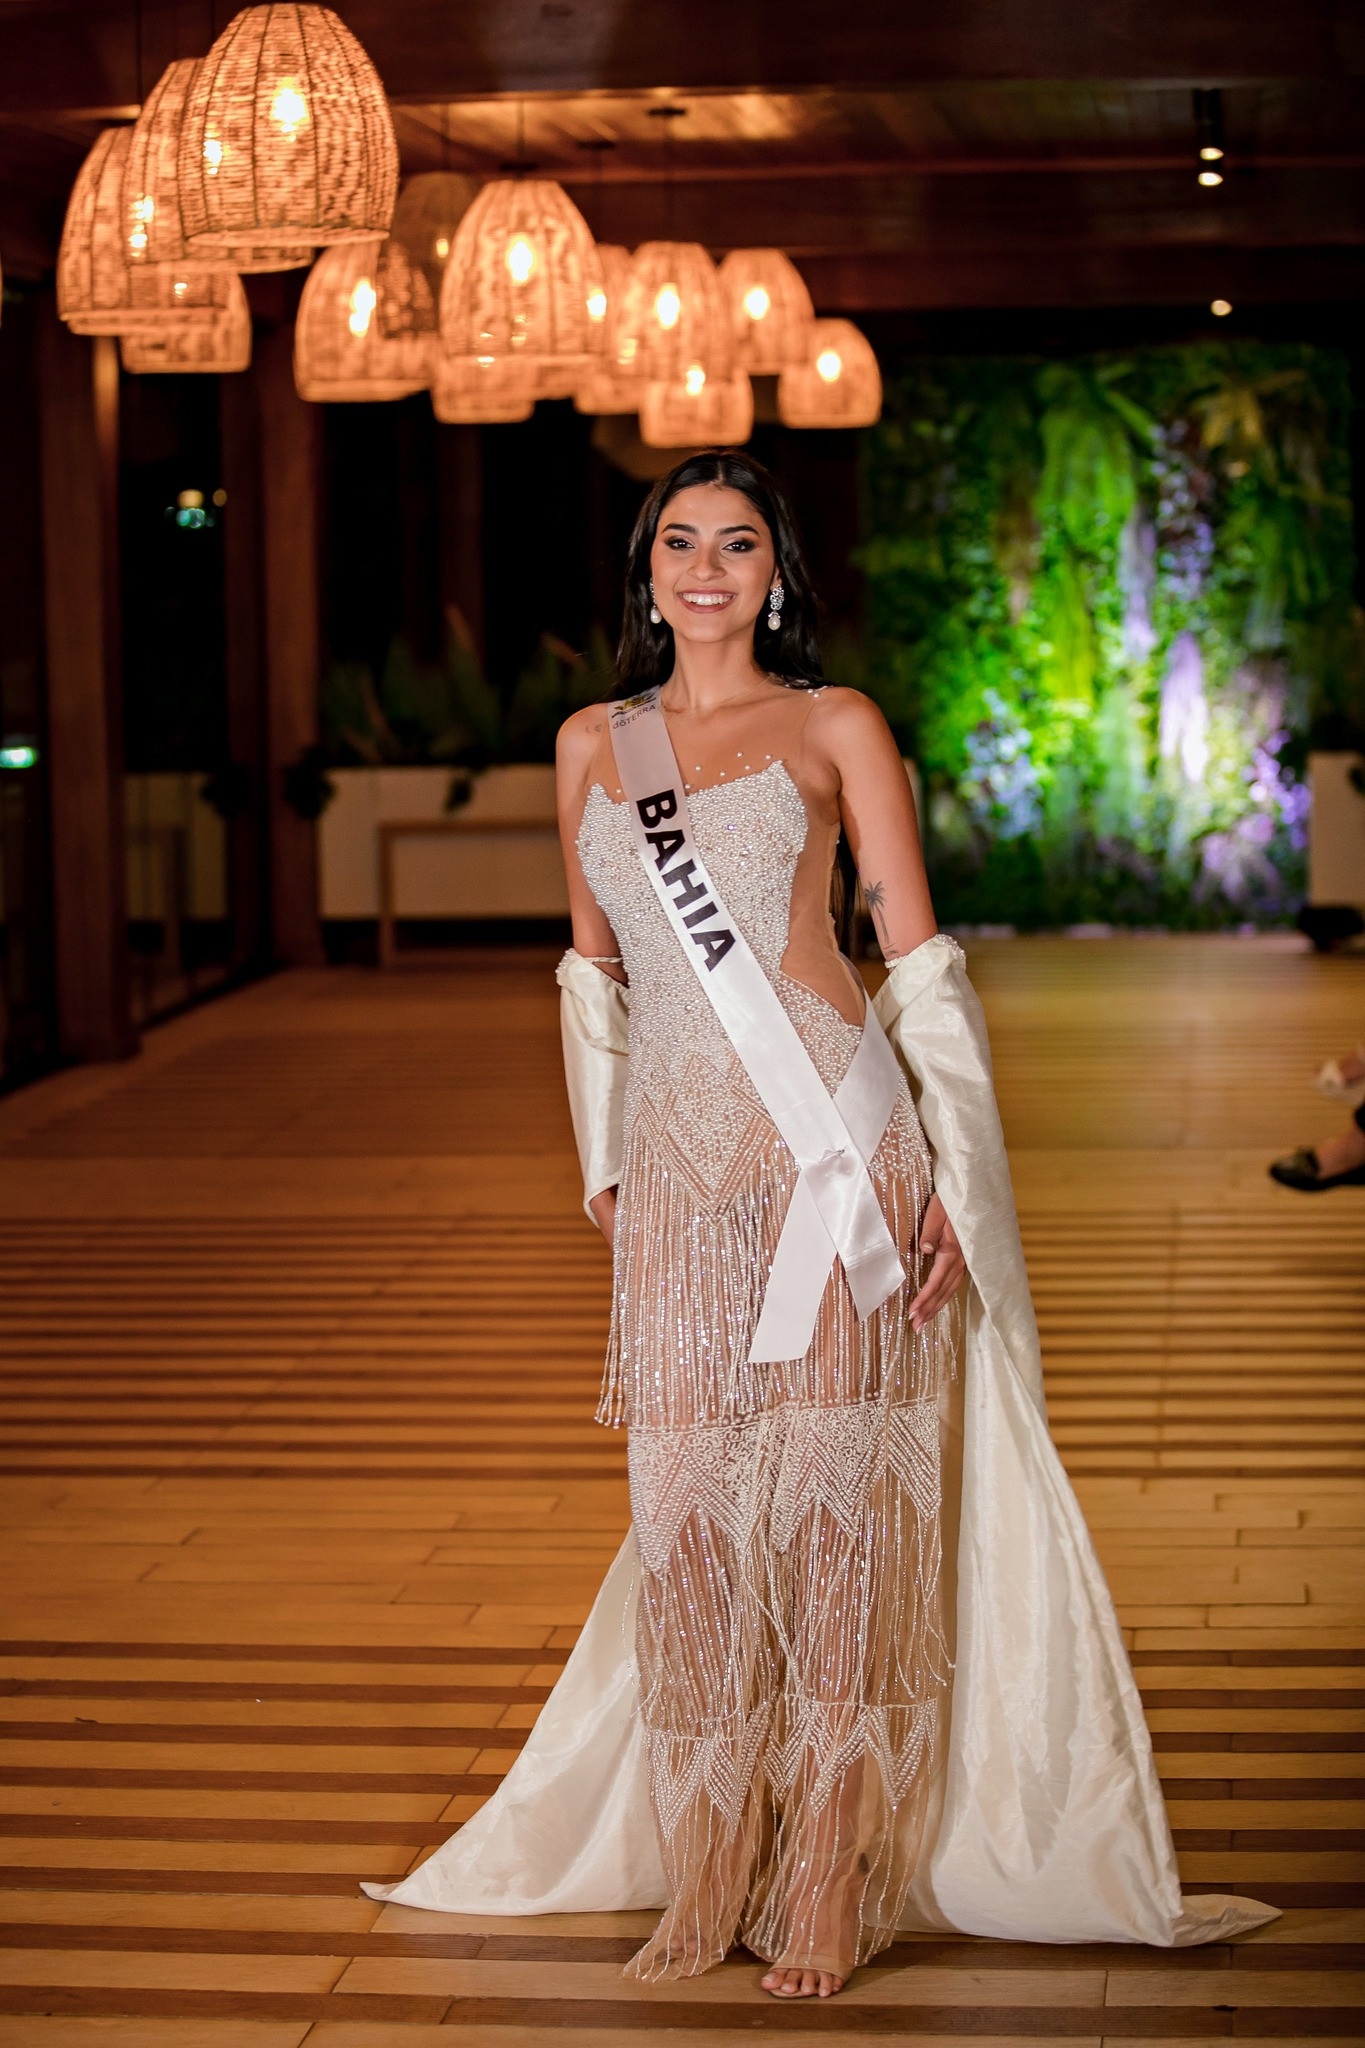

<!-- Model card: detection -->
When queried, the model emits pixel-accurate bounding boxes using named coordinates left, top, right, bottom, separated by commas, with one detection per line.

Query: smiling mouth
left=678, top=591, right=735, bottom=610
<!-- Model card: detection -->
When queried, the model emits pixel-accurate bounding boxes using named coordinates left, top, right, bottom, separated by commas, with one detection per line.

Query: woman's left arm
left=813, top=688, right=964, bottom=1330
left=815, top=689, right=937, bottom=964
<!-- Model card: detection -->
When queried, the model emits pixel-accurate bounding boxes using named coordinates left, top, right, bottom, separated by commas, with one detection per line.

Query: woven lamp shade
left=295, top=238, right=430, bottom=401
left=59, top=127, right=240, bottom=335
left=440, top=178, right=603, bottom=366
left=639, top=368, right=753, bottom=449
left=718, top=248, right=814, bottom=374
left=126, top=61, right=312, bottom=275
left=120, top=274, right=252, bottom=372
left=378, top=172, right=477, bottom=337
left=376, top=233, right=436, bottom=340
left=778, top=318, right=882, bottom=428
left=431, top=354, right=534, bottom=425
left=611, top=241, right=733, bottom=385
left=573, top=246, right=636, bottom=415
left=178, top=4, right=398, bottom=253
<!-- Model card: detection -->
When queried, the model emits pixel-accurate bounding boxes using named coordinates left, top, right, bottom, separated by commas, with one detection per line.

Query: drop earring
left=649, top=580, right=662, bottom=626
left=766, top=581, right=784, bottom=632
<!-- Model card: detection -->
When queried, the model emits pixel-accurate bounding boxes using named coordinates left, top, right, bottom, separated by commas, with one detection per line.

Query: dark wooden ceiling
left=1, top=1, right=1361, bottom=309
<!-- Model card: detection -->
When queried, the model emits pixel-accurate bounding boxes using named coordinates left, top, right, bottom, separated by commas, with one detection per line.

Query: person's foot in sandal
left=1270, top=1119, right=1365, bottom=1190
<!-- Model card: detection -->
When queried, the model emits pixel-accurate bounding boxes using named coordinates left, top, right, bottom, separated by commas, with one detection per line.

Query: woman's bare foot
left=1314, top=1122, right=1365, bottom=1177
left=761, top=1963, right=847, bottom=1998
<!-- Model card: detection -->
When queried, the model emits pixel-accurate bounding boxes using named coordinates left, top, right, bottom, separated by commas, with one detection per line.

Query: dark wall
left=119, top=372, right=228, bottom=772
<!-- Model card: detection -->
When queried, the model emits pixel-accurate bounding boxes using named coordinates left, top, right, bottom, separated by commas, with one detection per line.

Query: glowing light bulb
left=348, top=278, right=377, bottom=337
left=684, top=363, right=706, bottom=397
left=434, top=236, right=450, bottom=260
left=203, top=134, right=223, bottom=173
left=127, top=193, right=153, bottom=254
left=1210, top=298, right=1232, bottom=317
left=1200, top=145, right=1224, bottom=161
left=1198, top=168, right=1223, bottom=186
left=271, top=81, right=308, bottom=137
left=506, top=236, right=536, bottom=284
left=816, top=347, right=843, bottom=383
left=743, top=285, right=770, bottom=322
left=654, top=283, right=681, bottom=329
left=177, top=489, right=204, bottom=510
left=172, top=278, right=189, bottom=298
left=586, top=287, right=608, bottom=322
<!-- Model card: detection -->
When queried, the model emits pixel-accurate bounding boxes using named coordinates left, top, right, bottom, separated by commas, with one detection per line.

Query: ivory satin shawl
left=363, top=937, right=1276, bottom=1946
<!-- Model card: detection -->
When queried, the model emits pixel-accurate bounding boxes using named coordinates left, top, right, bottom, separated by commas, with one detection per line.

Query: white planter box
left=318, top=764, right=567, bottom=920
left=1308, top=752, right=1365, bottom=909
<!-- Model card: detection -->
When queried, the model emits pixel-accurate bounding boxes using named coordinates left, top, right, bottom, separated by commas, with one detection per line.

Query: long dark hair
left=614, top=450, right=825, bottom=698
left=612, top=450, right=860, bottom=955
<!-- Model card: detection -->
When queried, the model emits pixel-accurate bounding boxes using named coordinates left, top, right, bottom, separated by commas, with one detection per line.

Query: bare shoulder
left=805, top=685, right=900, bottom=769
left=556, top=700, right=611, bottom=767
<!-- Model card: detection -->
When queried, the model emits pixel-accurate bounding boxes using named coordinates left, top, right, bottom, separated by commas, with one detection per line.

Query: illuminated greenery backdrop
left=856, top=343, right=1364, bottom=928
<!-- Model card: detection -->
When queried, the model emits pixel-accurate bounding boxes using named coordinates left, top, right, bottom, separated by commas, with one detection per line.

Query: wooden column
left=255, top=318, right=324, bottom=966
left=37, top=305, right=137, bottom=1063
left=436, top=422, right=485, bottom=656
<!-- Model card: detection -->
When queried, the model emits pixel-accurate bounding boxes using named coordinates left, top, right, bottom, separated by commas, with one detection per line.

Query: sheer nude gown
left=570, top=686, right=954, bottom=1982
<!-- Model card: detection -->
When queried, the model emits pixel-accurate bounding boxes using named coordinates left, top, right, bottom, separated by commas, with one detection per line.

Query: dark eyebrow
left=659, top=520, right=760, bottom=536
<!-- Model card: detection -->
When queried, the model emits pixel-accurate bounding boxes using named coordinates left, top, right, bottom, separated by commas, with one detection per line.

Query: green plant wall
left=860, top=343, right=1365, bottom=928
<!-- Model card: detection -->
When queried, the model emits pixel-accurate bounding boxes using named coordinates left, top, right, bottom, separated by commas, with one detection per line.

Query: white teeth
left=682, top=593, right=731, bottom=606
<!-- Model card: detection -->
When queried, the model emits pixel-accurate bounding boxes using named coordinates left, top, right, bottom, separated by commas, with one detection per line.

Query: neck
left=661, top=635, right=773, bottom=716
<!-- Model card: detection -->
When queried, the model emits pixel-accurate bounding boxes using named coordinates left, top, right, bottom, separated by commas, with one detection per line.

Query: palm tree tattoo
left=864, top=879, right=891, bottom=953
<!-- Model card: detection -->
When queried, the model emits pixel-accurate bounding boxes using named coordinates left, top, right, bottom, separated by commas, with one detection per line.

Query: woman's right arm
left=556, top=706, right=626, bottom=1244
left=556, top=705, right=627, bottom=983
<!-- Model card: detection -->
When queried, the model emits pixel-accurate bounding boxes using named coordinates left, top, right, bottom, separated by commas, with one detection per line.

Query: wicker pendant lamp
left=573, top=246, right=636, bottom=415
left=376, top=233, right=436, bottom=340
left=431, top=353, right=535, bottom=425
left=778, top=318, right=882, bottom=428
left=125, top=60, right=312, bottom=275
left=439, top=177, right=604, bottom=366
left=717, top=248, right=814, bottom=374
left=295, top=238, right=431, bottom=401
left=120, top=274, right=252, bottom=372
left=378, top=172, right=477, bottom=337
left=639, top=367, right=753, bottom=449
left=611, top=241, right=732, bottom=385
left=59, top=127, right=240, bottom=335
left=178, top=4, right=398, bottom=253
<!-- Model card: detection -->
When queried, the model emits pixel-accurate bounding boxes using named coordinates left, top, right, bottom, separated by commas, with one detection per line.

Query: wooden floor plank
left=0, top=939, right=1361, bottom=2042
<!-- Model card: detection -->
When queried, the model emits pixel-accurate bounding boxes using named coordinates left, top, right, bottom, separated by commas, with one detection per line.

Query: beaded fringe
left=597, top=1110, right=944, bottom=1432
left=598, top=1097, right=956, bottom=1981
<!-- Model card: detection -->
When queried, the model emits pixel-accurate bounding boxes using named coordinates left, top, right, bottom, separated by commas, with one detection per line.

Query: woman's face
left=649, top=483, right=778, bottom=648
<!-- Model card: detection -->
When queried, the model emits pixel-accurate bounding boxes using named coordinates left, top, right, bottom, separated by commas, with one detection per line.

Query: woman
left=364, top=451, right=1274, bottom=1995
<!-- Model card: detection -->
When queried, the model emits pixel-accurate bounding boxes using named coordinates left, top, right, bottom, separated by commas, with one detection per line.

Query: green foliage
left=319, top=613, right=619, bottom=771
left=860, top=341, right=1364, bottom=928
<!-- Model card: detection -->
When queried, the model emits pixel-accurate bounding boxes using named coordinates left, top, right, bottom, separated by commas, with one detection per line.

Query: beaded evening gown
left=574, top=697, right=955, bottom=1983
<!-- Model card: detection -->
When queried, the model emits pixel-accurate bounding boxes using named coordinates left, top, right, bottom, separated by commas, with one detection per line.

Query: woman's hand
left=588, top=1186, right=617, bottom=1248
left=909, top=1192, right=965, bottom=1331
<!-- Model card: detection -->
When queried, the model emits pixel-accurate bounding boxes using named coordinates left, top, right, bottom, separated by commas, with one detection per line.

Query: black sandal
left=1269, top=1147, right=1365, bottom=1192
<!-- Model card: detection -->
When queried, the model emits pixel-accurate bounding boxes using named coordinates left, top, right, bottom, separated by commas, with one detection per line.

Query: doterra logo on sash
left=609, top=687, right=907, bottom=1364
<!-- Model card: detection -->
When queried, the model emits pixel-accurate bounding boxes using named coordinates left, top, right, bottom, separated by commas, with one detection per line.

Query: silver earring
left=766, top=581, right=784, bottom=632
left=649, top=580, right=662, bottom=626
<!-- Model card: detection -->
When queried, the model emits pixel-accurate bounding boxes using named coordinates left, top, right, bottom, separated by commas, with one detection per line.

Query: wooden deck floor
left=0, top=935, right=1361, bottom=2046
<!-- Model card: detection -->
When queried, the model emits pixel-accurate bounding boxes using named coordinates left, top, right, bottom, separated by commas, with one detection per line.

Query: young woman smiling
left=364, top=451, right=1275, bottom=1999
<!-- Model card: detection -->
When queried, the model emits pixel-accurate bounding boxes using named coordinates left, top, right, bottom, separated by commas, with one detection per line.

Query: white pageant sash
left=609, top=688, right=905, bottom=1364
